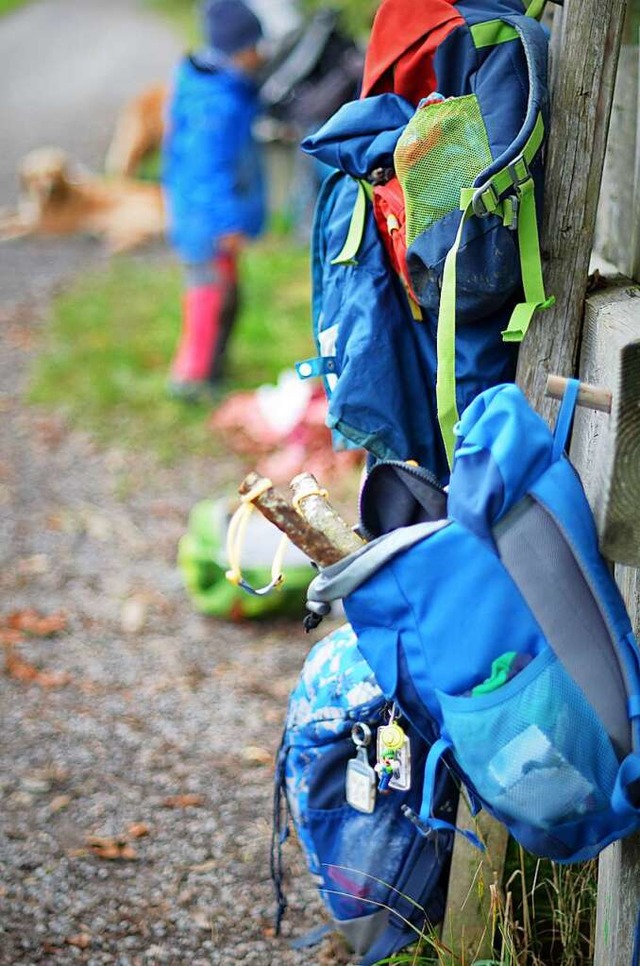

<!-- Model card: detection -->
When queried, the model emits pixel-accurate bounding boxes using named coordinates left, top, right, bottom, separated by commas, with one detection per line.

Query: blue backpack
left=272, top=623, right=456, bottom=964
left=306, top=381, right=640, bottom=864
left=296, top=0, right=552, bottom=478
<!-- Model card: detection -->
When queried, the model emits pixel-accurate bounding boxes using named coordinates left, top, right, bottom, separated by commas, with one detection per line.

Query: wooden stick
left=545, top=374, right=613, bottom=413
left=289, top=472, right=364, bottom=559
left=238, top=472, right=346, bottom=567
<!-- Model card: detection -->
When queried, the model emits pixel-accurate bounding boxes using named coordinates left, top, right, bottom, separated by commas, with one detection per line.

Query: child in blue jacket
left=163, top=0, right=267, bottom=398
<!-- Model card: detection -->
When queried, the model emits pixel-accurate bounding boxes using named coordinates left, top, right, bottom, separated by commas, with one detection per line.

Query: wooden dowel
left=289, top=472, right=364, bottom=560
left=545, top=375, right=613, bottom=413
left=238, top=472, right=346, bottom=567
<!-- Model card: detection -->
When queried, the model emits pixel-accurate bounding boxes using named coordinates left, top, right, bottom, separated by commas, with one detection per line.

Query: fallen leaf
left=4, top=651, right=71, bottom=688
left=241, top=746, right=273, bottom=766
left=50, top=795, right=72, bottom=813
left=6, top=609, right=67, bottom=636
left=0, top=628, right=24, bottom=648
left=66, top=934, right=91, bottom=950
left=86, top=836, right=138, bottom=861
left=162, top=794, right=204, bottom=809
left=127, top=822, right=150, bottom=839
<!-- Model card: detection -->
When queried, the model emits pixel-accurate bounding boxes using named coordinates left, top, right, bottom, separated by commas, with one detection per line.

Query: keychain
left=376, top=704, right=411, bottom=792
left=345, top=722, right=377, bottom=814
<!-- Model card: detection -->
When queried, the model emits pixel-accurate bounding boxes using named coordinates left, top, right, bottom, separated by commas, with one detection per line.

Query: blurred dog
left=0, top=146, right=166, bottom=253
left=105, top=82, right=169, bottom=178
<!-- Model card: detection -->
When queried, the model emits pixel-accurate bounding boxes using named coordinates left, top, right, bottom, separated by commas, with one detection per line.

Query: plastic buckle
left=471, top=181, right=500, bottom=218
left=505, top=195, right=519, bottom=231
left=507, top=155, right=531, bottom=189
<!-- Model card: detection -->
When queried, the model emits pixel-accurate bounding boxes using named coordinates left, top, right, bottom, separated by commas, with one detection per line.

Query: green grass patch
left=144, top=0, right=198, bottom=44
left=28, top=237, right=313, bottom=463
left=0, top=0, right=28, bottom=16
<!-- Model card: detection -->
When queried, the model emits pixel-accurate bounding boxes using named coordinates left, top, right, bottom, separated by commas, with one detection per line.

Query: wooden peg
left=545, top=374, right=613, bottom=413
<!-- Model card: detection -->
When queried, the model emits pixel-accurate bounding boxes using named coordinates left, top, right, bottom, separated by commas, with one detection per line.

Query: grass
left=28, top=236, right=314, bottom=464
left=0, top=0, right=28, bottom=15
left=144, top=0, right=198, bottom=44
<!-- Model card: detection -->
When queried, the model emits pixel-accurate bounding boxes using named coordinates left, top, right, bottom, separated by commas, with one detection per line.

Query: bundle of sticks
left=238, top=470, right=364, bottom=568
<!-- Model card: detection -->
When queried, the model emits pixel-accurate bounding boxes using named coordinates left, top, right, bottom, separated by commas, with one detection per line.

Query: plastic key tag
left=346, top=722, right=377, bottom=814
left=376, top=706, right=411, bottom=792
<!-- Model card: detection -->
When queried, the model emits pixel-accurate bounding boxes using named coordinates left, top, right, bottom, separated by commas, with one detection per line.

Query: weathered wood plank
left=442, top=800, right=510, bottom=962
left=594, top=0, right=640, bottom=276
left=567, top=282, right=640, bottom=966
left=569, top=281, right=640, bottom=566
left=516, top=0, right=628, bottom=420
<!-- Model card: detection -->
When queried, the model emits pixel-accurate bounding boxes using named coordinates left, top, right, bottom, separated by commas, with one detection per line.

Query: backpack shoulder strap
left=436, top=14, right=554, bottom=466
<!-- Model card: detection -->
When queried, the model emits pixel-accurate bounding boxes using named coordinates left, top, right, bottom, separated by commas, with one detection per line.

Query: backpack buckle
left=507, top=155, right=532, bottom=188
left=471, top=182, right=500, bottom=217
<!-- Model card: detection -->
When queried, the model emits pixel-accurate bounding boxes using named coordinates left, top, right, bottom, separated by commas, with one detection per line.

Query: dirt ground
left=0, top=2, right=348, bottom=963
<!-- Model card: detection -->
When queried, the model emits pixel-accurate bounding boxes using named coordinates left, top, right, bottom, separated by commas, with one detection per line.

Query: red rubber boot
left=168, top=284, right=223, bottom=399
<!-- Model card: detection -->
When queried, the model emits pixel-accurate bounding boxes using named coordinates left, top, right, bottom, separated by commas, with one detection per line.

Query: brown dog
left=105, top=82, right=169, bottom=178
left=0, top=146, right=166, bottom=253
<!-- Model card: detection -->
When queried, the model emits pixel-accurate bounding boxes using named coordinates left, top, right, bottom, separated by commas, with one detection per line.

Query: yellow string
left=290, top=486, right=329, bottom=514
left=225, top=479, right=288, bottom=593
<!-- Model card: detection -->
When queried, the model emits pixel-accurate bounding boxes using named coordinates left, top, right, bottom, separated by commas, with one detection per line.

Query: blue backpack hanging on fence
left=306, top=381, right=640, bottom=864
left=296, top=0, right=553, bottom=479
left=272, top=623, right=456, bottom=964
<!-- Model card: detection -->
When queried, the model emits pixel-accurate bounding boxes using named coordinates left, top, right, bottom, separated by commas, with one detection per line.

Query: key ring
left=351, top=722, right=372, bottom=747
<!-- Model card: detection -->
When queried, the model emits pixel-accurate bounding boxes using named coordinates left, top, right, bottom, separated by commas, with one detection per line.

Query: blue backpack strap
left=552, top=377, right=581, bottom=461
left=402, top=737, right=486, bottom=850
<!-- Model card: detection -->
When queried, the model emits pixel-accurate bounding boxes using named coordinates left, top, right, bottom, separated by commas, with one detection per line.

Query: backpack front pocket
left=395, top=93, right=520, bottom=320
left=437, top=647, right=620, bottom=833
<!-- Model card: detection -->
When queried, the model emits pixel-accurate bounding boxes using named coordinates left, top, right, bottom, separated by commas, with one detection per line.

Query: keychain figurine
left=376, top=705, right=411, bottom=792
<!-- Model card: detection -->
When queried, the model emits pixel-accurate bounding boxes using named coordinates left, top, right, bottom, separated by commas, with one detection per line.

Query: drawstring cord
left=225, top=478, right=289, bottom=596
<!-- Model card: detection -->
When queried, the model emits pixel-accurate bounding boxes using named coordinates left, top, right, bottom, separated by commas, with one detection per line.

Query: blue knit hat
left=202, top=0, right=263, bottom=55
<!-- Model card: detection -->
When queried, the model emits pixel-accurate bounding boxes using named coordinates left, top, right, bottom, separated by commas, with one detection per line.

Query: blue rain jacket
left=163, top=55, right=266, bottom=262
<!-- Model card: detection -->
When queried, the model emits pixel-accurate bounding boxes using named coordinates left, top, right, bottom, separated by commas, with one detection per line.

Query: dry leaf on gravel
left=65, top=933, right=92, bottom=949
left=162, top=794, right=204, bottom=809
left=241, top=746, right=273, bottom=766
left=5, top=608, right=67, bottom=636
left=86, top=836, right=138, bottom=861
left=4, top=651, right=71, bottom=688
left=127, top=822, right=150, bottom=839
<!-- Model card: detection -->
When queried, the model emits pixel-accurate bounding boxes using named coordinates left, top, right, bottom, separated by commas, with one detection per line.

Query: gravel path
left=0, top=2, right=346, bottom=963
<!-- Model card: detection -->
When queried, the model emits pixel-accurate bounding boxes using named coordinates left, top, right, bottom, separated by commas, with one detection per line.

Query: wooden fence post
left=515, top=0, right=628, bottom=421
left=567, top=284, right=640, bottom=966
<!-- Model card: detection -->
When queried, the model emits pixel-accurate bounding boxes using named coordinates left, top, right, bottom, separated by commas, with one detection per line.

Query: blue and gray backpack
left=272, top=623, right=456, bottom=964
left=296, top=0, right=553, bottom=479
left=306, top=381, right=640, bottom=864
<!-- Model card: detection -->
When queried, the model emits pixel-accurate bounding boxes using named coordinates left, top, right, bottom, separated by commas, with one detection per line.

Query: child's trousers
left=169, top=252, right=239, bottom=393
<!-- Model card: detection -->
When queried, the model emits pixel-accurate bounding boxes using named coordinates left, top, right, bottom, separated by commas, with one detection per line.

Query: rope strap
left=225, top=480, right=289, bottom=596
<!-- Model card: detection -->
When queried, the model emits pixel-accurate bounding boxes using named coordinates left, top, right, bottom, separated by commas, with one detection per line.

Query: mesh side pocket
left=394, top=95, right=493, bottom=244
left=438, top=648, right=620, bottom=830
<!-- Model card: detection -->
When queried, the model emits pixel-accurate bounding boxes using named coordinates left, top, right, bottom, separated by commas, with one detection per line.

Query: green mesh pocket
left=394, top=95, right=493, bottom=245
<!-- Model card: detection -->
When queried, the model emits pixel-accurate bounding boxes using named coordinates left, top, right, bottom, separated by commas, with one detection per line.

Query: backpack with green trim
left=297, top=0, right=553, bottom=479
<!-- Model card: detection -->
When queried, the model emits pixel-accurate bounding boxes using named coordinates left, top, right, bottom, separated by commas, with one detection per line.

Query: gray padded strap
left=307, top=520, right=450, bottom=602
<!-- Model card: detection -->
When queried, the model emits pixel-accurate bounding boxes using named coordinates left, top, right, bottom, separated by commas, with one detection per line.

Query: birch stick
left=238, top=472, right=346, bottom=567
left=289, top=472, right=364, bottom=559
